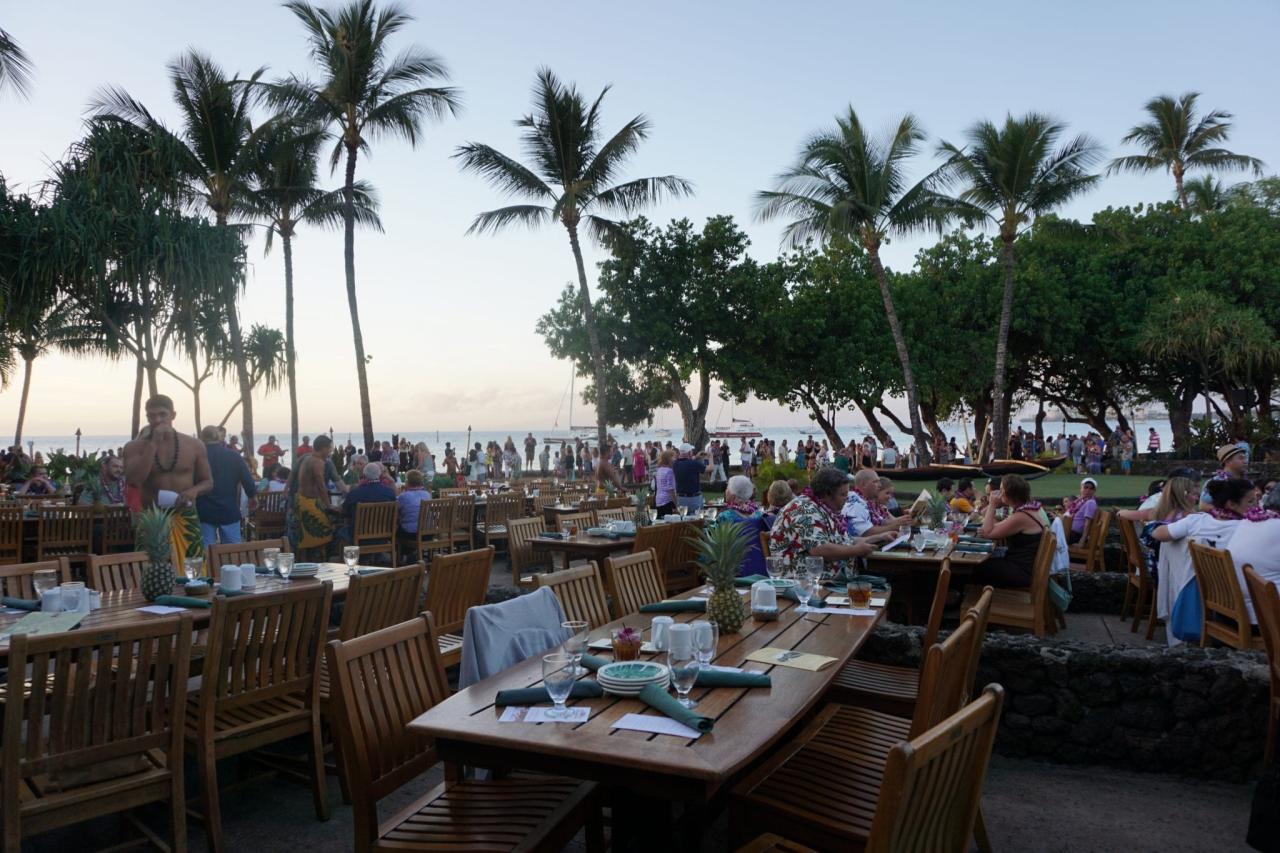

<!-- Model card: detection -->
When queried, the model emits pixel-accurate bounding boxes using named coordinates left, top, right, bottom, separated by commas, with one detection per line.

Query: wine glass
left=263, top=547, right=280, bottom=575
left=277, top=552, right=294, bottom=582
left=794, top=569, right=816, bottom=616
left=183, top=557, right=203, bottom=583
left=667, top=648, right=700, bottom=709
left=691, top=620, right=718, bottom=667
left=32, top=569, right=58, bottom=600
left=678, top=504, right=689, bottom=520
left=804, top=556, right=826, bottom=588
left=541, top=653, right=576, bottom=719
left=343, top=545, right=360, bottom=577
left=765, top=556, right=785, bottom=582
left=562, top=620, right=589, bottom=676
left=911, top=532, right=928, bottom=556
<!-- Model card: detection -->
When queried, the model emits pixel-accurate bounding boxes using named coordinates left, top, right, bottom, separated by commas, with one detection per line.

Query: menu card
left=0, top=611, right=85, bottom=641
left=744, top=647, right=838, bottom=671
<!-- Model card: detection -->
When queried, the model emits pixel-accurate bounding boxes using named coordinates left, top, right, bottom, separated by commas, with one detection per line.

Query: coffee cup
left=239, top=563, right=257, bottom=590
left=40, top=588, right=62, bottom=613
left=650, top=616, right=674, bottom=651
left=751, top=580, right=778, bottom=610
left=219, top=564, right=243, bottom=592
left=668, top=623, right=693, bottom=657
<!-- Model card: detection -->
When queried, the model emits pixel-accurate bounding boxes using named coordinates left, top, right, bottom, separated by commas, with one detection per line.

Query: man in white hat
left=1062, top=477, right=1099, bottom=545
left=673, top=442, right=707, bottom=514
left=1200, top=444, right=1249, bottom=508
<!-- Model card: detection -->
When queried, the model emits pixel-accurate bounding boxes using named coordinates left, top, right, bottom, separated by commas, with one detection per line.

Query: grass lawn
left=895, top=472, right=1150, bottom=504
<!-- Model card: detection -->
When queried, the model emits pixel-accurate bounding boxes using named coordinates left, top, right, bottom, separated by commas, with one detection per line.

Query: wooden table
left=865, top=546, right=989, bottom=622
left=529, top=533, right=636, bottom=570
left=407, top=587, right=884, bottom=846
left=0, top=562, right=357, bottom=659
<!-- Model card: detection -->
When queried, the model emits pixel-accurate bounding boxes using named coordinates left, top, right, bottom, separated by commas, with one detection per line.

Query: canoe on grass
left=871, top=463, right=982, bottom=482
left=981, top=455, right=1068, bottom=479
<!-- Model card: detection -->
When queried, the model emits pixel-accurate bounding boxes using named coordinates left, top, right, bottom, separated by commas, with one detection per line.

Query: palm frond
left=0, top=26, right=35, bottom=99
left=452, top=142, right=556, bottom=199
left=465, top=204, right=553, bottom=236
left=591, top=174, right=693, bottom=216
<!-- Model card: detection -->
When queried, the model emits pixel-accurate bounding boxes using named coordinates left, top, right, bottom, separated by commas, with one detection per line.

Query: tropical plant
left=0, top=26, right=33, bottom=98
left=90, top=50, right=268, bottom=453
left=938, top=113, right=1103, bottom=461
left=134, top=507, right=176, bottom=601
left=1182, top=175, right=1233, bottom=214
left=1107, top=92, right=1264, bottom=208
left=271, top=0, right=460, bottom=453
left=248, top=120, right=382, bottom=456
left=690, top=520, right=749, bottom=633
left=216, top=324, right=288, bottom=428
left=757, top=108, right=951, bottom=464
left=455, top=67, right=692, bottom=448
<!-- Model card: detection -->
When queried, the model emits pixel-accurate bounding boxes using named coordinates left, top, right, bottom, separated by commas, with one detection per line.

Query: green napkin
left=826, top=574, right=890, bottom=593
left=734, top=574, right=770, bottom=587
left=639, top=599, right=707, bottom=613
left=694, top=669, right=771, bottom=688
left=1, top=596, right=40, bottom=611
left=153, top=595, right=212, bottom=609
left=579, top=654, right=609, bottom=672
left=356, top=568, right=384, bottom=576
left=638, top=683, right=714, bottom=733
left=495, top=680, right=605, bottom=706
left=216, top=587, right=250, bottom=597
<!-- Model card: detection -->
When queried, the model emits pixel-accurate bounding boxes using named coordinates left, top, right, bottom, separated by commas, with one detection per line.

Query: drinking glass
left=561, top=523, right=573, bottom=540
left=691, top=620, right=718, bottom=666
left=849, top=580, right=874, bottom=609
left=668, top=648, right=700, bottom=708
left=804, top=556, right=826, bottom=587
left=562, top=620, right=589, bottom=676
left=32, top=569, right=58, bottom=598
left=343, top=545, right=360, bottom=577
left=59, top=581, right=85, bottom=612
left=911, top=532, right=928, bottom=556
left=794, top=570, right=816, bottom=616
left=263, top=547, right=280, bottom=574
left=277, top=552, right=294, bottom=582
left=542, top=653, right=576, bottom=719
left=677, top=504, right=689, bottom=520
left=765, top=556, right=786, bottom=582
left=183, top=556, right=203, bottom=583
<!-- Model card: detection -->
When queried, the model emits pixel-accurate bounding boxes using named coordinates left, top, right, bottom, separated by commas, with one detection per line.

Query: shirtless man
left=293, top=435, right=337, bottom=555
left=123, top=395, right=212, bottom=510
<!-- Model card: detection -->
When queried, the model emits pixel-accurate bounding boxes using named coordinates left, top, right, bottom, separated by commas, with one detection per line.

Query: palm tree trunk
left=342, top=145, right=376, bottom=453
left=566, top=224, right=608, bottom=449
left=191, top=361, right=203, bottom=432
left=215, top=211, right=254, bottom=457
left=866, top=248, right=930, bottom=464
left=991, top=235, right=1017, bottom=460
left=283, top=230, right=300, bottom=460
left=131, top=351, right=144, bottom=438
left=13, top=355, right=33, bottom=447
left=1174, top=162, right=1188, bottom=209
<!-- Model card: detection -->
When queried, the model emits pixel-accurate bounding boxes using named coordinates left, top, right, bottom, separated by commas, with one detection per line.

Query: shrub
left=753, top=460, right=810, bottom=499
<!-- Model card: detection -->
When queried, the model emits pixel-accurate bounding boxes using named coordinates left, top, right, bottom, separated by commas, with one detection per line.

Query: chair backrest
left=1117, top=516, right=1147, bottom=582
left=556, top=511, right=593, bottom=533
left=99, top=504, right=136, bottom=552
left=2, top=614, right=193, bottom=829
left=88, top=551, right=149, bottom=593
left=206, top=538, right=289, bottom=570
left=354, top=502, right=398, bottom=543
left=195, top=581, right=332, bottom=729
left=1243, top=565, right=1280, bottom=686
left=253, top=491, right=288, bottom=537
left=603, top=549, right=665, bottom=618
left=538, top=562, right=611, bottom=629
left=922, top=563, right=953, bottom=651
left=339, top=563, right=425, bottom=641
left=1028, top=531, right=1057, bottom=635
left=425, top=546, right=494, bottom=635
left=531, top=495, right=558, bottom=517
left=632, top=524, right=676, bottom=567
left=909, top=616, right=977, bottom=738
left=961, top=586, right=994, bottom=702
left=1190, top=541, right=1252, bottom=649
left=866, top=685, right=1006, bottom=853
left=448, top=495, right=475, bottom=531
left=414, top=498, right=453, bottom=543
left=484, top=493, right=522, bottom=528
left=506, top=516, right=550, bottom=584
left=1088, top=509, right=1113, bottom=556
left=0, top=506, right=21, bottom=564
left=594, top=507, right=630, bottom=525
left=326, top=614, right=451, bottom=847
left=0, top=558, right=71, bottom=598
left=36, top=505, right=95, bottom=559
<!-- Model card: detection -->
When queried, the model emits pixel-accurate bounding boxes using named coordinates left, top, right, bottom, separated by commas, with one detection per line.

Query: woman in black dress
left=971, top=474, right=1049, bottom=589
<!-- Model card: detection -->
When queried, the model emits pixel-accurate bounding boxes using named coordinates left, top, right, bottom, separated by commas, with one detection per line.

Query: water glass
left=343, top=545, right=360, bottom=576
left=561, top=523, right=573, bottom=540
left=794, top=570, right=816, bottom=615
left=691, top=620, right=718, bottom=666
left=668, top=648, right=700, bottom=708
left=677, top=505, right=689, bottom=519
left=184, top=556, right=203, bottom=583
left=542, top=653, right=576, bottom=719
left=59, top=581, right=85, bottom=613
left=263, top=547, right=280, bottom=574
left=32, top=569, right=58, bottom=598
left=804, top=556, right=826, bottom=585
left=277, top=552, right=294, bottom=581
left=562, top=620, right=589, bottom=676
left=765, top=556, right=785, bottom=581
left=911, top=533, right=928, bottom=555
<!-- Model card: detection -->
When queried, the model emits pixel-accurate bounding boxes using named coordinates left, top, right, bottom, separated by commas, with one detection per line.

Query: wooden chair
left=2, top=614, right=193, bottom=852
left=962, top=531, right=1057, bottom=637
left=250, top=490, right=288, bottom=540
left=737, top=836, right=815, bottom=853
left=35, top=504, right=95, bottom=571
left=326, top=614, right=600, bottom=853
left=98, top=504, right=136, bottom=553
left=538, top=562, right=611, bottom=629
left=206, top=538, right=289, bottom=572
left=1243, top=566, right=1280, bottom=765
left=593, top=507, right=630, bottom=525
left=507, top=515, right=552, bottom=587
left=476, top=492, right=522, bottom=551
left=445, top=494, right=475, bottom=552
left=1118, top=517, right=1159, bottom=639
left=425, top=546, right=494, bottom=667
left=556, top=510, right=594, bottom=535
left=353, top=500, right=398, bottom=567
left=1189, top=541, right=1262, bottom=650
left=88, top=550, right=148, bottom=593
left=0, top=558, right=71, bottom=598
left=664, top=520, right=704, bottom=595
left=1068, top=508, right=1112, bottom=572
left=602, top=549, right=665, bottom=618
left=412, top=498, right=454, bottom=565
left=185, top=581, right=333, bottom=853
left=828, top=564, right=952, bottom=715
left=0, top=505, right=21, bottom=565
left=531, top=494, right=558, bottom=518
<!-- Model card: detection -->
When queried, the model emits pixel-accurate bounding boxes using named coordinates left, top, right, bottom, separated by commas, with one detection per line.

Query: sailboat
left=543, top=368, right=599, bottom=444
left=711, top=401, right=762, bottom=439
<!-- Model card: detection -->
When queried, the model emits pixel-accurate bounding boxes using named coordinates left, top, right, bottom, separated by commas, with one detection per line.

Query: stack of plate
left=595, top=661, right=670, bottom=697
left=291, top=562, right=320, bottom=578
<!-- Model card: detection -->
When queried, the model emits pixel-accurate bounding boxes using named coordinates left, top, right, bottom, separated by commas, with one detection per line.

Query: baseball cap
left=678, top=443, right=694, bottom=454
left=1081, top=477, right=1098, bottom=488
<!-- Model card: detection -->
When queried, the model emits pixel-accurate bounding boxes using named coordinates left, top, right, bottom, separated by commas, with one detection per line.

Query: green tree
left=456, top=67, right=692, bottom=448
left=1182, top=175, right=1233, bottom=214
left=0, top=26, right=33, bottom=98
left=1108, top=92, right=1264, bottom=208
left=248, top=121, right=382, bottom=456
left=91, top=50, right=267, bottom=453
left=273, top=0, right=460, bottom=452
left=939, top=113, right=1102, bottom=460
left=757, top=108, right=950, bottom=464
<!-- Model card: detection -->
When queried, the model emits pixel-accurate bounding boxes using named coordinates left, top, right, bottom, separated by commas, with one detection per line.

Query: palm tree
left=91, top=50, right=268, bottom=454
left=272, top=0, right=460, bottom=453
left=756, top=109, right=952, bottom=464
left=248, top=121, right=382, bottom=457
left=1183, top=175, right=1232, bottom=214
left=0, top=26, right=33, bottom=98
left=939, top=114, right=1102, bottom=460
left=1108, top=92, right=1264, bottom=208
left=455, top=68, right=692, bottom=447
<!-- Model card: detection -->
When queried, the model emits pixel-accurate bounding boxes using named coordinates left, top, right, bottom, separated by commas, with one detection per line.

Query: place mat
left=798, top=606, right=876, bottom=617
left=0, top=611, right=84, bottom=641
left=694, top=668, right=771, bottom=688
left=744, top=647, right=839, bottom=672
left=638, top=683, right=714, bottom=733
left=639, top=599, right=706, bottom=613
left=495, top=681, right=605, bottom=706
left=500, top=706, right=589, bottom=724
left=1, top=596, right=41, bottom=611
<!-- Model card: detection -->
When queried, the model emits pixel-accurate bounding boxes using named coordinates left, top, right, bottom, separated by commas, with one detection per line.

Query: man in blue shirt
left=339, top=462, right=398, bottom=543
left=196, top=425, right=257, bottom=546
left=673, top=443, right=708, bottom=513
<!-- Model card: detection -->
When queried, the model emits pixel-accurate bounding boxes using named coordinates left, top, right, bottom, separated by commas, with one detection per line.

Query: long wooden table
left=407, top=585, right=884, bottom=844
left=866, top=545, right=989, bottom=622
left=0, top=562, right=356, bottom=659
left=529, top=533, right=636, bottom=570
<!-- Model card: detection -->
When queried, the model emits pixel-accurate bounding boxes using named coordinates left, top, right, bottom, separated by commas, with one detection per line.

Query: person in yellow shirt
left=950, top=478, right=977, bottom=513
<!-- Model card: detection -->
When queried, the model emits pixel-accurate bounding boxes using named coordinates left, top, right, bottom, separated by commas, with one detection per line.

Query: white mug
left=650, top=616, right=674, bottom=651
left=219, top=564, right=243, bottom=592
left=40, top=589, right=62, bottom=613
left=668, top=623, right=693, bottom=658
left=752, top=580, right=778, bottom=610
left=239, top=563, right=257, bottom=590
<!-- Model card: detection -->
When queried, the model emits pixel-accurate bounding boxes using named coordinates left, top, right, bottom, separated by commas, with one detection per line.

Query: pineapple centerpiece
left=690, top=520, right=749, bottom=634
left=927, top=496, right=949, bottom=530
left=134, top=507, right=176, bottom=601
left=633, top=487, right=653, bottom=528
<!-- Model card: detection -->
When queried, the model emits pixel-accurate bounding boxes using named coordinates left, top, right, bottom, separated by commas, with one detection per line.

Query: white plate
left=597, top=661, right=668, bottom=683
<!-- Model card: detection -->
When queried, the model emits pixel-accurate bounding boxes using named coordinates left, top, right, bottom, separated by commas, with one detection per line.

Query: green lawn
left=896, top=472, right=1151, bottom=504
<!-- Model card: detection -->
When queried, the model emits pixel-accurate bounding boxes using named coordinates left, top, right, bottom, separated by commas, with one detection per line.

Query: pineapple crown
left=133, top=506, right=174, bottom=557
left=690, top=520, right=749, bottom=585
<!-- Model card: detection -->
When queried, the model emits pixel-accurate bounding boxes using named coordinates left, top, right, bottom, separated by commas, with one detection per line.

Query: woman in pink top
left=632, top=445, right=647, bottom=485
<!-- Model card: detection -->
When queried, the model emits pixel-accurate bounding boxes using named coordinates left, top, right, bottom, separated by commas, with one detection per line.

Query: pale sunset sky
left=2, top=0, right=1278, bottom=438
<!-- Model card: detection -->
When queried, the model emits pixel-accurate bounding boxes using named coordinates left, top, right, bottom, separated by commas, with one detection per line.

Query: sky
left=3, top=0, right=1278, bottom=439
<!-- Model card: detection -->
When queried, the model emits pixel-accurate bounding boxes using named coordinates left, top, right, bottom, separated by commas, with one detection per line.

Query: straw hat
left=1216, top=444, right=1246, bottom=464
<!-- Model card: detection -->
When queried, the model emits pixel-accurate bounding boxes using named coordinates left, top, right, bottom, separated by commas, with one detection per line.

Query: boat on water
left=871, top=455, right=1067, bottom=482
left=711, top=418, right=762, bottom=439
left=872, top=463, right=983, bottom=482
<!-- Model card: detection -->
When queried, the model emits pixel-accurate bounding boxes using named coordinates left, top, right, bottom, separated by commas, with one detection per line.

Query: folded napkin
left=1, top=596, right=41, bottom=611
left=254, top=566, right=274, bottom=575
left=153, top=595, right=212, bottom=609
left=215, top=587, right=250, bottom=597
left=955, top=542, right=994, bottom=553
left=585, top=527, right=622, bottom=540
left=694, top=669, right=771, bottom=688
left=495, top=680, right=605, bottom=706
left=356, top=568, right=384, bottom=576
left=734, top=574, right=770, bottom=587
left=638, top=683, right=713, bottom=733
left=579, top=654, right=609, bottom=672
left=639, top=599, right=707, bottom=613
left=538, top=532, right=565, bottom=540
